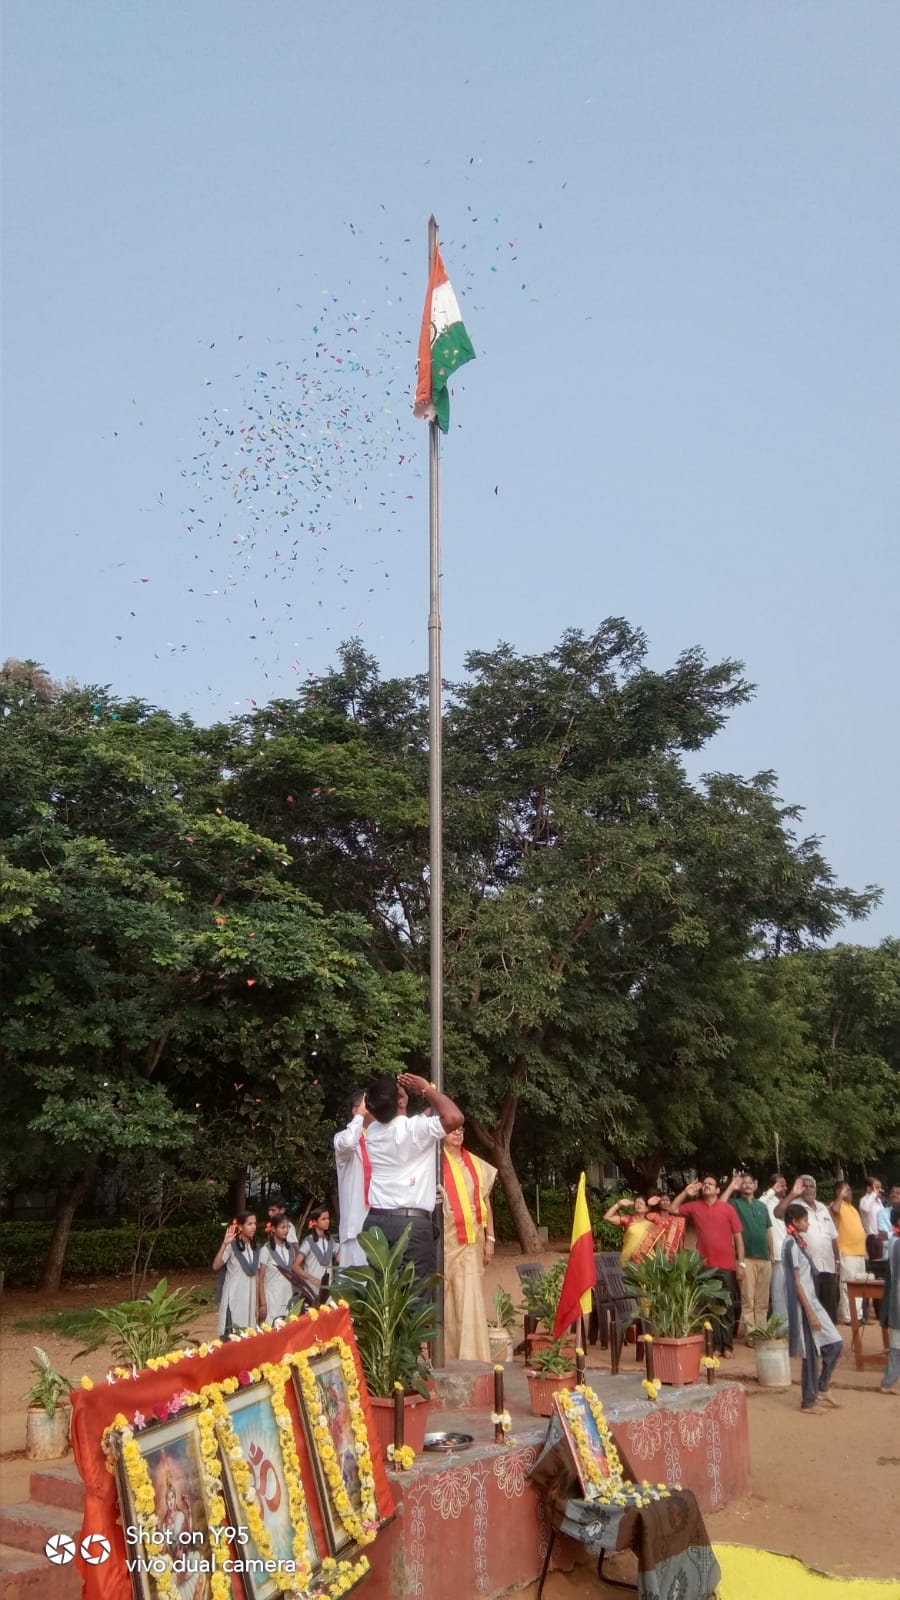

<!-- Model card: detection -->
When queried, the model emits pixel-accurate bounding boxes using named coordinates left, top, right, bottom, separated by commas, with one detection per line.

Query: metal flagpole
left=427, top=213, right=446, bottom=1367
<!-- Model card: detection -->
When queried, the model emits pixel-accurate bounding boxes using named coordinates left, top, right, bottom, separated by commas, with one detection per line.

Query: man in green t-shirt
left=724, top=1174, right=775, bottom=1339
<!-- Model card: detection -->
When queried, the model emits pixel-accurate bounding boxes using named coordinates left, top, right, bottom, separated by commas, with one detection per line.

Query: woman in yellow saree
left=604, top=1195, right=685, bottom=1264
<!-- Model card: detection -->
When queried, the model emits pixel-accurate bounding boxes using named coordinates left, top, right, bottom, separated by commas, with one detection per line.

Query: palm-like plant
left=623, top=1249, right=732, bottom=1338
left=334, top=1227, right=438, bottom=1398
left=76, top=1278, right=202, bottom=1369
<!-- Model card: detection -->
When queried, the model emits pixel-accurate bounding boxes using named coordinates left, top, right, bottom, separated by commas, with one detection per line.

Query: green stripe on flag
left=431, top=321, right=475, bottom=433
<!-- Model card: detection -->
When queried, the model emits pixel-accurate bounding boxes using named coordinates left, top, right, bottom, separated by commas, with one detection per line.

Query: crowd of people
left=598, top=1167, right=899, bottom=1409
left=209, top=1086, right=900, bottom=1407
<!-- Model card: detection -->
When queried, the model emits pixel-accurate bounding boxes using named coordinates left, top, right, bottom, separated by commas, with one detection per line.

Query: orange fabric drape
left=69, top=1305, right=394, bottom=1600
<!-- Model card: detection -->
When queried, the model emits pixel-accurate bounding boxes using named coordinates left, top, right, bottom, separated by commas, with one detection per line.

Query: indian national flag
left=553, top=1172, right=597, bottom=1338
left=414, top=244, right=475, bottom=433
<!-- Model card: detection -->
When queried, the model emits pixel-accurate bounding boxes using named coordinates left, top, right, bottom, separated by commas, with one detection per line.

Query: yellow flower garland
left=558, top=1384, right=678, bottom=1511
left=559, top=1384, right=625, bottom=1485
left=386, top=1444, right=415, bottom=1471
left=641, top=1378, right=663, bottom=1402
left=289, top=1337, right=379, bottom=1546
left=99, top=1331, right=378, bottom=1600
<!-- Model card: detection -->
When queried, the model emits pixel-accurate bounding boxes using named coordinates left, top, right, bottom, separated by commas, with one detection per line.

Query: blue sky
left=3, top=2, right=898, bottom=938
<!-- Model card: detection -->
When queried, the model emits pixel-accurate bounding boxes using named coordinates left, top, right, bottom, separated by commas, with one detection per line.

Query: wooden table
left=846, top=1279, right=888, bottom=1371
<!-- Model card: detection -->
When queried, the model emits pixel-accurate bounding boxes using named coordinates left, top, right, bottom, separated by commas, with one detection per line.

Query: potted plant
left=336, top=1226, right=437, bottom=1459
left=747, top=1313, right=790, bottom=1389
left=487, top=1287, right=517, bottom=1364
left=23, top=1347, right=73, bottom=1460
left=519, top=1260, right=574, bottom=1354
left=623, top=1250, right=733, bottom=1385
left=525, top=1338, right=577, bottom=1416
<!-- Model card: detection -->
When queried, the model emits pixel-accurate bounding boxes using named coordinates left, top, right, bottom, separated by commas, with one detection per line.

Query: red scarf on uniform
left=359, top=1130, right=372, bottom=1208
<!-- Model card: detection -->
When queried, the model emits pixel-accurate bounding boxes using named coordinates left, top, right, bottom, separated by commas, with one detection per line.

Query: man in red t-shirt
left=672, top=1175, right=745, bottom=1355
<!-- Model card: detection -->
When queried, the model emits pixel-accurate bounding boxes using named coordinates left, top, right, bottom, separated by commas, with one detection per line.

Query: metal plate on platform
left=423, top=1431, right=474, bottom=1452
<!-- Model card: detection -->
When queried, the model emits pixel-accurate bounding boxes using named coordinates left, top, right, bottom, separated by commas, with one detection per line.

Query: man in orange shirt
left=830, top=1180, right=868, bottom=1324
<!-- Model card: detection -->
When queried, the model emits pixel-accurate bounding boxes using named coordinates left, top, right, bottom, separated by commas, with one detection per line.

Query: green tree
left=226, top=626, right=877, bottom=1249
left=780, top=940, right=900, bottom=1173
left=0, top=678, right=418, bottom=1286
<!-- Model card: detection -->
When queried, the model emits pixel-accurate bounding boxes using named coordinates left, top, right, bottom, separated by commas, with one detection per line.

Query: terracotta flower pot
left=367, top=1393, right=430, bottom=1461
left=25, top=1403, right=71, bottom=1460
left=525, top=1370, right=576, bottom=1417
left=649, top=1335, right=704, bottom=1386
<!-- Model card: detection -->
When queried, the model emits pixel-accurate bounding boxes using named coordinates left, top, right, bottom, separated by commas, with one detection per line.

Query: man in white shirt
left=761, top=1174, right=788, bottom=1327
left=333, top=1090, right=372, bottom=1269
left=362, top=1071, right=463, bottom=1289
left=775, top=1175, right=840, bottom=1324
left=860, top=1177, right=884, bottom=1241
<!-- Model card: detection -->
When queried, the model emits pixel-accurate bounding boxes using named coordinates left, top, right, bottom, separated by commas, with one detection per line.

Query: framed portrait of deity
left=553, top=1388, right=613, bottom=1500
left=293, top=1349, right=364, bottom=1556
left=113, top=1413, right=218, bottom=1600
left=219, top=1382, right=321, bottom=1600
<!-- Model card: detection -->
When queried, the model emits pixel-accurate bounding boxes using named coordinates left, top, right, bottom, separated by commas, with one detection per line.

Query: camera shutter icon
left=80, top=1534, right=112, bottom=1565
left=44, top=1534, right=77, bottom=1565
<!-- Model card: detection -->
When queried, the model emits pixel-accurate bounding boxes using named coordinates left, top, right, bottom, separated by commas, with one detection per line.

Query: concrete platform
left=364, top=1365, right=749, bottom=1599
left=2, top=1367, right=748, bottom=1600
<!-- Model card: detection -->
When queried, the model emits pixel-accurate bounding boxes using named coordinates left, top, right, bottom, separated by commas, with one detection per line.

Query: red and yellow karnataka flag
left=553, top=1173, right=597, bottom=1338
left=413, top=243, right=475, bottom=433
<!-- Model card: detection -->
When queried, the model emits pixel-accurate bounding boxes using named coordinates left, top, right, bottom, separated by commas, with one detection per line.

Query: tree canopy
left=0, top=628, right=892, bottom=1269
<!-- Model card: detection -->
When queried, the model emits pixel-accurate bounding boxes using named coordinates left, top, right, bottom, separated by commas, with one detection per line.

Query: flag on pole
left=552, top=1172, right=597, bottom=1338
left=414, top=243, right=475, bottom=433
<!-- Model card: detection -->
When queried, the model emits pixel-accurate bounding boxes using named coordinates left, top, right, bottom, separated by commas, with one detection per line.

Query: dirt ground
left=2, top=1247, right=898, bottom=1589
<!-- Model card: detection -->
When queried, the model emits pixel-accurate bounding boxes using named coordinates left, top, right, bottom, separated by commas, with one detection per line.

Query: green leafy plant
left=623, top=1249, right=733, bottom=1339
left=519, top=1260, right=568, bottom=1332
left=489, top=1287, right=517, bottom=1335
left=746, top=1313, right=789, bottom=1344
left=22, top=1347, right=73, bottom=1417
left=528, top=1337, right=574, bottom=1377
left=76, top=1278, right=202, bottom=1369
left=334, top=1226, right=438, bottom=1399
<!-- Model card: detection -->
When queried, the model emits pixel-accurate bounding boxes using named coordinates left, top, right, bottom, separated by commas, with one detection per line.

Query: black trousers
left=363, top=1208, right=437, bottom=1296
left=715, top=1269, right=738, bottom=1353
left=814, top=1269, right=839, bottom=1325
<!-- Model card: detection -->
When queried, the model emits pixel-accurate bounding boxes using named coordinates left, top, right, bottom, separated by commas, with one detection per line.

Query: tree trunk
left=616, top=1154, right=664, bottom=1193
left=39, top=1168, right=93, bottom=1293
left=227, top=1167, right=247, bottom=1216
left=469, top=1108, right=541, bottom=1255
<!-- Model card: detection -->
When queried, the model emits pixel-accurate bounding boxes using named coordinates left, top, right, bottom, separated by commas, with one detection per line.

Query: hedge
left=491, top=1187, right=626, bottom=1252
left=1, top=1187, right=632, bottom=1286
left=0, top=1222, right=223, bottom=1287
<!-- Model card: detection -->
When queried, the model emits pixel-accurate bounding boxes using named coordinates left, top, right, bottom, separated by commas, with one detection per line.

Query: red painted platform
left=363, top=1365, right=749, bottom=1599
left=2, top=1369, right=749, bottom=1600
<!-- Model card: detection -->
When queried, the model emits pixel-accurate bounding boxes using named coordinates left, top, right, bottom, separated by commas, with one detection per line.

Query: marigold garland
left=98, top=1329, right=378, bottom=1600
left=558, top=1384, right=678, bottom=1510
left=386, top=1443, right=415, bottom=1470
left=289, top=1337, right=379, bottom=1545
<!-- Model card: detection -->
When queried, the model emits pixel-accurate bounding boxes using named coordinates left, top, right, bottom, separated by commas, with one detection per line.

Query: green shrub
left=0, top=1221, right=224, bottom=1287
left=490, top=1187, right=628, bottom=1252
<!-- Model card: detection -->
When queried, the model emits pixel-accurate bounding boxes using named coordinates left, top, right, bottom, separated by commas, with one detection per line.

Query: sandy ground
left=2, top=1246, right=898, bottom=1588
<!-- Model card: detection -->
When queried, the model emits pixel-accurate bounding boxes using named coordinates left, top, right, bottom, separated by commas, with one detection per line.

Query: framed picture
left=293, top=1349, right=363, bottom=1556
left=553, top=1389, right=612, bottom=1500
left=114, top=1413, right=218, bottom=1600
left=220, top=1382, right=320, bottom=1600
